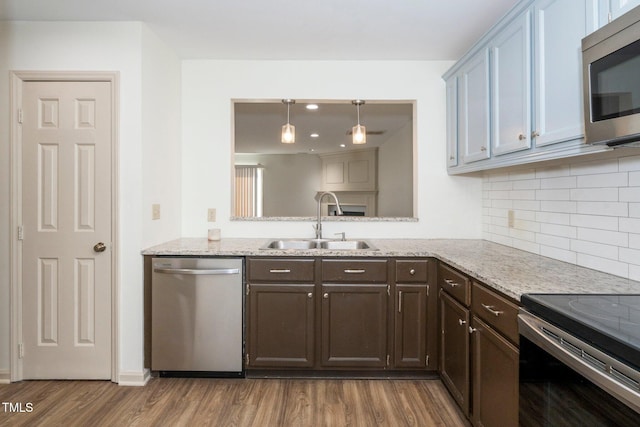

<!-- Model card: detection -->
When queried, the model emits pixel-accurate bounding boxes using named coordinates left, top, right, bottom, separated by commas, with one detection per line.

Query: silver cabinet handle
left=469, top=327, right=477, bottom=334
left=444, top=279, right=459, bottom=288
left=323, top=292, right=329, bottom=299
left=344, top=269, right=366, bottom=274
left=459, top=319, right=466, bottom=326
left=531, top=131, right=540, bottom=138
left=481, top=303, right=504, bottom=317
left=518, top=133, right=526, bottom=140
left=398, top=291, right=403, bottom=313
left=480, top=146, right=487, bottom=151
left=269, top=269, right=291, bottom=273
left=307, top=292, right=313, bottom=299
left=154, top=267, right=240, bottom=276
left=449, top=155, right=455, bottom=160
left=409, top=269, right=416, bottom=275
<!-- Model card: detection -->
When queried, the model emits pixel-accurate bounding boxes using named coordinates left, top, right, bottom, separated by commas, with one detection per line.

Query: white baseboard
left=0, top=370, right=10, bottom=384
left=118, top=368, right=151, bottom=386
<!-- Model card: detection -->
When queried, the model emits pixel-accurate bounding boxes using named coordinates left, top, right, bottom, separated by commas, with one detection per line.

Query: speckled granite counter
left=141, top=238, right=640, bottom=301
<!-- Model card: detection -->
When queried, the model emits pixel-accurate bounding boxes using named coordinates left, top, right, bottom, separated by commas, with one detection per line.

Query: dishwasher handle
left=153, top=267, right=240, bottom=276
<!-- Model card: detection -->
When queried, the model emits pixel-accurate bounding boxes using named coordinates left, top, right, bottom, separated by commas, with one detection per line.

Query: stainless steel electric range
left=518, top=294, right=640, bottom=426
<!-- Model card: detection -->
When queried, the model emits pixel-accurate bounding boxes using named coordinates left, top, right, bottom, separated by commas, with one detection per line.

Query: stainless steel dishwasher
left=151, top=257, right=244, bottom=377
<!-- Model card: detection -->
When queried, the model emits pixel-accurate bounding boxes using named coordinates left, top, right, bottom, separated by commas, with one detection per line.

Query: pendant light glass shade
left=352, top=100, right=366, bottom=144
left=281, top=99, right=296, bottom=144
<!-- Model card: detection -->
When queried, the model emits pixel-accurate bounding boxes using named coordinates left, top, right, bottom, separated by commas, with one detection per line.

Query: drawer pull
left=398, top=291, right=403, bottom=313
left=269, top=269, right=291, bottom=273
left=323, top=293, right=329, bottom=299
left=307, top=292, right=313, bottom=299
left=344, top=269, right=366, bottom=274
left=409, top=268, right=416, bottom=275
left=458, top=319, right=466, bottom=326
left=481, top=303, right=504, bottom=317
left=469, top=327, right=477, bottom=334
left=444, top=279, right=460, bottom=288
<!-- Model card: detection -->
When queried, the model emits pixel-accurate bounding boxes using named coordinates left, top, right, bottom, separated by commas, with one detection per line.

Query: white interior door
left=21, top=80, right=112, bottom=379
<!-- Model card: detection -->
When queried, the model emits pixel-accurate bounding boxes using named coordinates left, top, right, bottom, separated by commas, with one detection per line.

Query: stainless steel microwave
left=582, top=5, right=640, bottom=147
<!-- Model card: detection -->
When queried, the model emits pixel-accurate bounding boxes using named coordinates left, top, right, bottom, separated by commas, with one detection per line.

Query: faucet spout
left=316, top=191, right=342, bottom=240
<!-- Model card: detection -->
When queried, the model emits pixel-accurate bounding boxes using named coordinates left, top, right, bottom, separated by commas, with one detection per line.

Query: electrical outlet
left=208, top=208, right=216, bottom=222
left=508, top=210, right=515, bottom=228
left=152, top=204, right=161, bottom=220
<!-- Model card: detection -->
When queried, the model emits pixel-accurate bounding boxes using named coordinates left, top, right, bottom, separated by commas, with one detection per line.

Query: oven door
left=518, top=311, right=639, bottom=426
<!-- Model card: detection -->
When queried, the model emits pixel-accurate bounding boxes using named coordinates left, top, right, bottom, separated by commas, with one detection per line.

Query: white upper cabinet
left=609, top=0, right=640, bottom=22
left=446, top=77, right=459, bottom=167
left=533, top=0, right=596, bottom=147
left=491, top=9, right=532, bottom=156
left=459, top=49, right=491, bottom=164
left=443, top=0, right=605, bottom=174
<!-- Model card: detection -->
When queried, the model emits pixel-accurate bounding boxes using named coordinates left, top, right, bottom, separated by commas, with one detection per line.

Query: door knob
left=93, top=242, right=107, bottom=253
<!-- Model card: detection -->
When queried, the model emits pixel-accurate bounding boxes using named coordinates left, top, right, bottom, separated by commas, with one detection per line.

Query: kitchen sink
left=260, top=239, right=377, bottom=251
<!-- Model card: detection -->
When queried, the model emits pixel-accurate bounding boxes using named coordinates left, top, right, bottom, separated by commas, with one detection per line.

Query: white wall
left=182, top=60, right=483, bottom=240
left=378, top=120, right=413, bottom=217
left=0, top=21, right=181, bottom=380
left=483, top=152, right=640, bottom=281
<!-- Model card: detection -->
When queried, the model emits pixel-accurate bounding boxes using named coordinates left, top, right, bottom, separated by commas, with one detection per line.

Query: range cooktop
left=521, top=294, right=640, bottom=370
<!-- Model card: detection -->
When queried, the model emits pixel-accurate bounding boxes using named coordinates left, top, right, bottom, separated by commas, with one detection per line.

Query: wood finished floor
left=0, top=378, right=469, bottom=427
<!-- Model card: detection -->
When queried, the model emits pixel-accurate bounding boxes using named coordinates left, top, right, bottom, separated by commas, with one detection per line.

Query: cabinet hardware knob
left=481, top=303, right=503, bottom=317
left=449, top=155, right=455, bottom=160
left=444, top=279, right=459, bottom=288
left=307, top=292, right=313, bottom=299
left=480, top=146, right=487, bottom=152
left=458, top=319, right=466, bottom=326
left=518, top=133, right=526, bottom=140
left=469, top=327, right=477, bottom=334
left=323, top=292, right=329, bottom=299
left=409, top=269, right=416, bottom=275
left=531, top=131, right=540, bottom=138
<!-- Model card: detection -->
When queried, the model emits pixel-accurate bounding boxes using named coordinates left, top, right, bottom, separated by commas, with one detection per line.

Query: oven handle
left=518, top=311, right=640, bottom=414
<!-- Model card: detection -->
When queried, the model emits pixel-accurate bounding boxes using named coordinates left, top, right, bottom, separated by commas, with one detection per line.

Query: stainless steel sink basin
left=261, top=240, right=319, bottom=250
left=260, top=239, right=377, bottom=251
left=319, top=240, right=374, bottom=250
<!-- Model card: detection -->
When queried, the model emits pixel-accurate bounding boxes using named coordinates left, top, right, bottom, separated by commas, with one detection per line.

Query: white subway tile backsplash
left=577, top=228, right=628, bottom=246
left=576, top=201, right=628, bottom=216
left=620, top=187, right=640, bottom=202
left=570, top=214, right=618, bottom=231
left=482, top=154, right=640, bottom=280
left=577, top=173, right=628, bottom=188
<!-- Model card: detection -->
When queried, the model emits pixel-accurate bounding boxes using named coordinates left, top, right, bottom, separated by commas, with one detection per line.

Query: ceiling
left=235, top=101, right=413, bottom=154
left=0, top=0, right=519, bottom=60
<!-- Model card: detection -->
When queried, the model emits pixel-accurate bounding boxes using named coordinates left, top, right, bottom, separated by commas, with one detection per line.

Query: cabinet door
left=533, top=0, right=596, bottom=147
left=395, top=284, right=427, bottom=368
left=446, top=76, right=459, bottom=167
left=610, top=0, right=640, bottom=21
left=471, top=317, right=519, bottom=427
left=440, top=291, right=470, bottom=415
left=321, top=284, right=388, bottom=367
left=491, top=9, right=532, bottom=155
left=459, top=49, right=491, bottom=164
left=246, top=283, right=315, bottom=368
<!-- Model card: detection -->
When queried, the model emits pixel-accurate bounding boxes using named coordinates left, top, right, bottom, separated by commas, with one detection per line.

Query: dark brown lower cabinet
left=395, top=284, right=428, bottom=367
left=440, top=291, right=471, bottom=415
left=246, top=283, right=315, bottom=368
left=471, top=317, right=519, bottom=427
left=321, top=284, right=389, bottom=368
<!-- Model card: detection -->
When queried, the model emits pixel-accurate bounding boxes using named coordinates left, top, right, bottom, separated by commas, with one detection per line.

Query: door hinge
left=18, top=343, right=24, bottom=359
left=245, top=283, right=250, bottom=296
left=18, top=108, right=23, bottom=124
left=17, top=226, right=24, bottom=241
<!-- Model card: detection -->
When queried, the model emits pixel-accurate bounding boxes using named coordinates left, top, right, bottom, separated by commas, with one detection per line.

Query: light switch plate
left=208, top=208, right=216, bottom=222
left=152, top=204, right=161, bottom=220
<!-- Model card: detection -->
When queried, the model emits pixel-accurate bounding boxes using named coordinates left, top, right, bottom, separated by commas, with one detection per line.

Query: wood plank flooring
left=0, top=378, right=469, bottom=426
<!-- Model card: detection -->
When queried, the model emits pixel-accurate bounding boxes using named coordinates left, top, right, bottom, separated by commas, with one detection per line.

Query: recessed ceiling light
left=310, top=133, right=319, bottom=138
left=306, top=104, right=319, bottom=110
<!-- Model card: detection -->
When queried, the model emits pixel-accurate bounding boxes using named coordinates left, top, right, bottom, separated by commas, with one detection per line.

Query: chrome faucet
left=315, top=191, right=342, bottom=240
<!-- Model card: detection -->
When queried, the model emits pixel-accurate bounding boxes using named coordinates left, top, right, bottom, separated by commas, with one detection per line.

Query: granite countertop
left=141, top=238, right=640, bottom=301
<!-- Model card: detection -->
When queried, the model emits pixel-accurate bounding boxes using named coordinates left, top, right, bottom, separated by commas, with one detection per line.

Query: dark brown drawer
left=472, top=282, right=519, bottom=344
left=438, top=263, right=470, bottom=306
left=322, top=259, right=388, bottom=283
left=396, top=259, right=429, bottom=283
left=248, top=258, right=315, bottom=282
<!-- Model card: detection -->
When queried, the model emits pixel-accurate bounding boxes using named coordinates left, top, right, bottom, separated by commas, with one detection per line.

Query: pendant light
left=352, top=100, right=366, bottom=144
left=281, top=99, right=295, bottom=144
